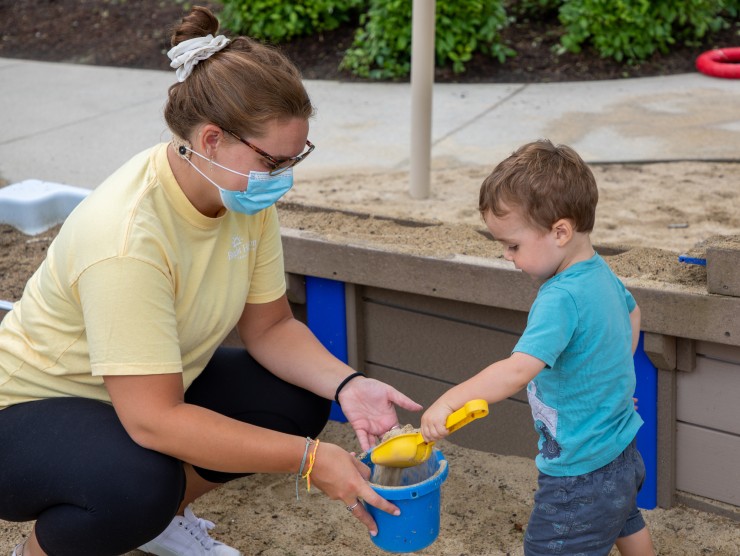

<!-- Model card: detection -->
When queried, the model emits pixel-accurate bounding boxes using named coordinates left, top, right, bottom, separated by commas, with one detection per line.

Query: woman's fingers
left=344, top=497, right=378, bottom=535
left=312, top=443, right=400, bottom=536
left=345, top=486, right=400, bottom=536
left=360, top=487, right=400, bottom=518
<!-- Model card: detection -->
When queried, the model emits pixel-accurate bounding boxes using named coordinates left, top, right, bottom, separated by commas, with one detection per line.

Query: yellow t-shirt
left=0, top=143, right=286, bottom=407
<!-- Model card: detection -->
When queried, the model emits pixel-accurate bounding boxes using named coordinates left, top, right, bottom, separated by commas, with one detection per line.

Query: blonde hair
left=479, top=139, right=598, bottom=233
left=164, top=6, right=314, bottom=141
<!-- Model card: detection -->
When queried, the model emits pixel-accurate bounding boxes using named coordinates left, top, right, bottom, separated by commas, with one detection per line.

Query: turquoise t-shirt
left=513, top=253, right=643, bottom=476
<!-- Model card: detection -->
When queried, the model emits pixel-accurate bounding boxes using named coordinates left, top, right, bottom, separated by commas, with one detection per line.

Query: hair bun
left=171, top=6, right=220, bottom=47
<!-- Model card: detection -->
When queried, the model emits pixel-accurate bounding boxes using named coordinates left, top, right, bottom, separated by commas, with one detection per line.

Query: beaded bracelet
left=334, top=371, right=366, bottom=405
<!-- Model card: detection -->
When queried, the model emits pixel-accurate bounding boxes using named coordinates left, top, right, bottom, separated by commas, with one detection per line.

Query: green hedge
left=557, top=0, right=740, bottom=62
left=340, top=0, right=513, bottom=79
left=216, top=0, right=740, bottom=79
left=218, top=0, right=513, bottom=80
left=219, top=0, right=364, bottom=43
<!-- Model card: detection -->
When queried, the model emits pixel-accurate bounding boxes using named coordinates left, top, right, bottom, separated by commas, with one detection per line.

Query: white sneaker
left=138, top=505, right=242, bottom=556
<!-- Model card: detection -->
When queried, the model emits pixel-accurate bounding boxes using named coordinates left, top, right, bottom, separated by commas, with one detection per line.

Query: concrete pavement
left=1, top=57, right=739, bottom=190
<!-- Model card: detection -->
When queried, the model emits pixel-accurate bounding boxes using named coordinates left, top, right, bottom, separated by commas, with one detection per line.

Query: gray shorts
left=524, top=438, right=646, bottom=556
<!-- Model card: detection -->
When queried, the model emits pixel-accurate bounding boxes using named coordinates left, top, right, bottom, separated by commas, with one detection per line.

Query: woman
left=0, top=6, right=421, bottom=556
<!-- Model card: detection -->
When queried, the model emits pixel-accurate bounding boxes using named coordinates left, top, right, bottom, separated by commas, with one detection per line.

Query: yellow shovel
left=370, top=399, right=489, bottom=468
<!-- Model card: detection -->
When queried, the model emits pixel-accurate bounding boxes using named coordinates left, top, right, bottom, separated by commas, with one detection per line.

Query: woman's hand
left=309, top=442, right=400, bottom=536
left=337, top=377, right=422, bottom=452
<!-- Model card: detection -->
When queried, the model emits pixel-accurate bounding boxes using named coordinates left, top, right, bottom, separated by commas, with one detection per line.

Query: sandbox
left=274, top=202, right=740, bottom=521
left=1, top=169, right=739, bottom=523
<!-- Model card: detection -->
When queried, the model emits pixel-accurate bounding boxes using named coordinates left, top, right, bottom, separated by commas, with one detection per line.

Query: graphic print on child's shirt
left=527, top=382, right=562, bottom=460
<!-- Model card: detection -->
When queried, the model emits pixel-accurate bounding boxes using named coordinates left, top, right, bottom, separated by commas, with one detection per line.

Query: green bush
left=558, top=0, right=740, bottom=63
left=219, top=0, right=365, bottom=43
left=507, top=0, right=564, bottom=19
left=340, top=0, right=513, bottom=80
left=216, top=0, right=740, bottom=81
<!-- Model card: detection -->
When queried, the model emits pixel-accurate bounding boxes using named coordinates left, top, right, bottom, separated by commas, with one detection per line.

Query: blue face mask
left=214, top=168, right=293, bottom=215
left=176, top=142, right=294, bottom=215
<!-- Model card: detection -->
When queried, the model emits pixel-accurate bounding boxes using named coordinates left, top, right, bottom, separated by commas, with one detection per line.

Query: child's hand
left=420, top=400, right=456, bottom=442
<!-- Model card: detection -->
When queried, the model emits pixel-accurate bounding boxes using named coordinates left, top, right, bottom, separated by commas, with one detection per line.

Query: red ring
left=695, top=47, right=740, bottom=79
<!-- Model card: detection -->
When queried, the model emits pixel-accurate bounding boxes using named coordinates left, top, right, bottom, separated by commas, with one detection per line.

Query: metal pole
left=410, top=0, right=435, bottom=200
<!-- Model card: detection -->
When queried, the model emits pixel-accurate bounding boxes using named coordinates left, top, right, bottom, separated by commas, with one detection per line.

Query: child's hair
left=164, top=6, right=314, bottom=142
left=479, top=139, right=598, bottom=233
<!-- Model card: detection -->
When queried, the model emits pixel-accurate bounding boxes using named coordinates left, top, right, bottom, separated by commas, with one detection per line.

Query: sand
left=2, top=160, right=740, bottom=554
left=2, top=420, right=739, bottom=555
left=279, top=161, right=740, bottom=293
left=285, top=161, right=740, bottom=256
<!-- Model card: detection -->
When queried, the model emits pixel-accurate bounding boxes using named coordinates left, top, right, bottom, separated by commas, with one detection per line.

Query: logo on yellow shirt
left=228, top=235, right=257, bottom=261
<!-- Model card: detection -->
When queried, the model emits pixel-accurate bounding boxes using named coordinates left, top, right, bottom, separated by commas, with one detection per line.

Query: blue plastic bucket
left=362, top=448, right=449, bottom=553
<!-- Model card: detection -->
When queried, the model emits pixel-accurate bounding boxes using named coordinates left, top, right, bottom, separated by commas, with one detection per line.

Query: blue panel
left=634, top=332, right=658, bottom=509
left=305, top=276, right=349, bottom=422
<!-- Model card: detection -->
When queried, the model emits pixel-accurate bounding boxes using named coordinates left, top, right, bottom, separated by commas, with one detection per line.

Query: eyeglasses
left=225, top=130, right=315, bottom=176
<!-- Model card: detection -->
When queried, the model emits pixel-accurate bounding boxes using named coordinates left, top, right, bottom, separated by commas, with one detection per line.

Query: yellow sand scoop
left=370, top=399, right=489, bottom=468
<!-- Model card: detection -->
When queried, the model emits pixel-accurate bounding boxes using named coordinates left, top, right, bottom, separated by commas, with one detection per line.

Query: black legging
left=0, top=347, right=331, bottom=556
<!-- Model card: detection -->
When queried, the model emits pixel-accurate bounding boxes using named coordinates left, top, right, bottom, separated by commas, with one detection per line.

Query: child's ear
left=552, top=218, right=573, bottom=246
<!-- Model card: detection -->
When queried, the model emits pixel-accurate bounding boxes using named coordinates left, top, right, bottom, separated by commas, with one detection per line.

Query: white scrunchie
left=167, top=34, right=230, bottom=82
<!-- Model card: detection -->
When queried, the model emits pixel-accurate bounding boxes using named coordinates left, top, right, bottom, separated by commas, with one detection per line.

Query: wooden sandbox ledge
left=281, top=226, right=740, bottom=349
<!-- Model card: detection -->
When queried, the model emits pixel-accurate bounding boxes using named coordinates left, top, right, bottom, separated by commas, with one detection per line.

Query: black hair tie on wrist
left=334, top=372, right=366, bottom=405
